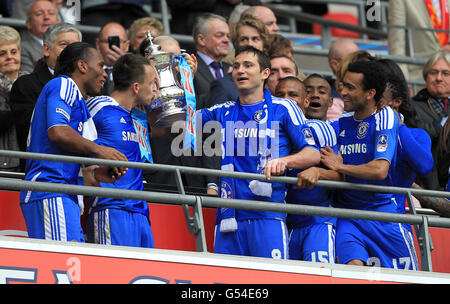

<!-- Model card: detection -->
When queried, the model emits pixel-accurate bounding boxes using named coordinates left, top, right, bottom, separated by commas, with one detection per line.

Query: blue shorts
left=20, top=196, right=85, bottom=242
left=86, top=208, right=154, bottom=248
left=214, top=218, right=288, bottom=259
left=288, top=222, right=336, bottom=263
left=336, top=218, right=419, bottom=270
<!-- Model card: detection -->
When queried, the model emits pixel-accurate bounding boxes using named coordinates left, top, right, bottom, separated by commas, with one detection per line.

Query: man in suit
left=192, top=13, right=231, bottom=110
left=242, top=5, right=280, bottom=34
left=96, top=22, right=130, bottom=96
left=388, top=0, right=450, bottom=82
left=20, top=0, right=59, bottom=73
left=9, top=23, right=81, bottom=168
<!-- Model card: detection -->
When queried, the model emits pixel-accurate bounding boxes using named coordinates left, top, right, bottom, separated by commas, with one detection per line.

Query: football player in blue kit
left=414, top=118, right=450, bottom=216
left=20, top=42, right=128, bottom=242
left=85, top=54, right=159, bottom=248
left=279, top=74, right=337, bottom=263
left=199, top=46, right=320, bottom=259
left=376, top=59, right=433, bottom=216
left=297, top=61, right=419, bottom=270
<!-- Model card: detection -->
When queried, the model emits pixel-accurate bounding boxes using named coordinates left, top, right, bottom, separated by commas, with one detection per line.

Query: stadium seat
left=312, top=12, right=359, bottom=38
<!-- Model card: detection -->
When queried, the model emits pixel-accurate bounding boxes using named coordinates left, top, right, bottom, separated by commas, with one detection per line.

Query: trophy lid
left=144, top=31, right=163, bottom=57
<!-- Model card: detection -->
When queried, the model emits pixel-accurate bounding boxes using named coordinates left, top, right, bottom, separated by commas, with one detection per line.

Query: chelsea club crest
left=220, top=181, right=233, bottom=199
left=357, top=122, right=369, bottom=139
left=254, top=108, right=268, bottom=123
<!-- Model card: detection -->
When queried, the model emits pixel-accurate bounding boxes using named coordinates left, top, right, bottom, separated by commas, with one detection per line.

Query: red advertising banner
left=2, top=236, right=450, bottom=285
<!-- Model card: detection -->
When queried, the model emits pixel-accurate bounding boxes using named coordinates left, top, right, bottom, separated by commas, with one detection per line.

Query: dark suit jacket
left=20, top=30, right=43, bottom=73
left=206, top=73, right=239, bottom=108
left=194, top=54, right=231, bottom=110
left=144, top=129, right=208, bottom=194
left=9, top=60, right=53, bottom=155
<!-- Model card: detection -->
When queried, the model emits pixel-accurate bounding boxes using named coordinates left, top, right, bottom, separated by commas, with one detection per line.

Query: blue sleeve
left=399, top=125, right=433, bottom=176
left=308, top=121, right=339, bottom=153
left=46, top=78, right=73, bottom=129
left=198, top=102, right=229, bottom=126
left=279, top=99, right=318, bottom=151
left=373, top=107, right=399, bottom=163
left=329, top=119, right=340, bottom=136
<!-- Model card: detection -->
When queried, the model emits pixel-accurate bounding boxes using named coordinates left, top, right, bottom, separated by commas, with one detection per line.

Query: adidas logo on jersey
left=339, top=130, right=345, bottom=137
left=120, top=117, right=127, bottom=124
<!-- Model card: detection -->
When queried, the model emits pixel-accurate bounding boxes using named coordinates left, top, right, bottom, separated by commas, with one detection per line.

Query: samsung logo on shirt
left=233, top=127, right=276, bottom=139
left=340, top=143, right=367, bottom=155
left=122, top=131, right=138, bottom=143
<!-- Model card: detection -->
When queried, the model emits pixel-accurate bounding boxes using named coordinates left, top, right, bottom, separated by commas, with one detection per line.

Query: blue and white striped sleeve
left=374, top=106, right=399, bottom=163
left=46, top=77, right=79, bottom=129
left=307, top=120, right=338, bottom=153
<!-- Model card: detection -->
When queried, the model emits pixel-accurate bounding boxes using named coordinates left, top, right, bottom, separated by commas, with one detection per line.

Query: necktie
left=210, top=61, right=222, bottom=79
left=444, top=98, right=448, bottom=114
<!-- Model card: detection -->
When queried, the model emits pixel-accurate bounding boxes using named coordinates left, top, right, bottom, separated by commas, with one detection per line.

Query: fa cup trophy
left=144, top=31, right=187, bottom=127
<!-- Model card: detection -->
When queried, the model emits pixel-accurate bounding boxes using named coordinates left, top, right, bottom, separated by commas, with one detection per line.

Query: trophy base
left=155, top=108, right=186, bottom=127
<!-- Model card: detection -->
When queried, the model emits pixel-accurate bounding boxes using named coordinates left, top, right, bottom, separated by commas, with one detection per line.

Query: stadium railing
left=0, top=149, right=448, bottom=272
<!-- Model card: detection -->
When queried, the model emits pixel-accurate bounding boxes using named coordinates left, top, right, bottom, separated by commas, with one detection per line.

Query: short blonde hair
left=422, top=52, right=450, bottom=80
left=128, top=17, right=163, bottom=43
left=231, top=15, right=271, bottom=52
left=0, top=25, right=21, bottom=49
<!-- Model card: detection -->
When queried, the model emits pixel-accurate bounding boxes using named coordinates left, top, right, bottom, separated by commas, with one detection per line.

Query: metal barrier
left=0, top=149, right=449, bottom=272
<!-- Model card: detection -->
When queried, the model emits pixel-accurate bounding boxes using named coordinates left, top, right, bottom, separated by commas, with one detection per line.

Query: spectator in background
left=192, top=13, right=231, bottom=110
left=274, top=76, right=308, bottom=112
left=20, top=0, right=59, bottom=73
left=222, top=3, right=253, bottom=66
left=326, top=39, right=359, bottom=121
left=242, top=5, right=280, bottom=34
left=267, top=34, right=294, bottom=58
left=96, top=22, right=130, bottom=96
left=0, top=26, right=27, bottom=172
left=207, top=15, right=271, bottom=108
left=267, top=53, right=302, bottom=95
left=10, top=23, right=81, bottom=162
left=388, top=0, right=450, bottom=83
left=128, top=17, right=163, bottom=54
left=411, top=52, right=450, bottom=190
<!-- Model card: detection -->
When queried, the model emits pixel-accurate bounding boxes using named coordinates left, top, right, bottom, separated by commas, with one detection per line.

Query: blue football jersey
left=87, top=96, right=149, bottom=217
left=392, top=125, right=433, bottom=213
left=286, top=119, right=338, bottom=228
left=20, top=75, right=93, bottom=203
left=200, top=96, right=318, bottom=221
left=336, top=107, right=399, bottom=211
